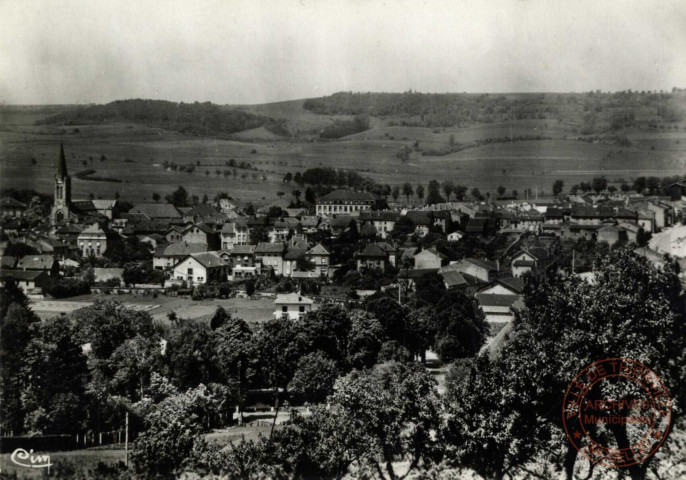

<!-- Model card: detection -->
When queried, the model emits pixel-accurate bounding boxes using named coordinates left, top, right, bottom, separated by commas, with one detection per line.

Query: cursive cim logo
left=10, top=448, right=52, bottom=472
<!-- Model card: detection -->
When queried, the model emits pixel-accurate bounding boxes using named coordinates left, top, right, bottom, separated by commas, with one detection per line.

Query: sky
left=1, top=0, right=686, bottom=105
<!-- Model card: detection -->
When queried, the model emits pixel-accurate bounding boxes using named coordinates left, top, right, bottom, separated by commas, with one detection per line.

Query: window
left=187, top=268, right=193, bottom=275
left=299, top=306, right=305, bottom=313
left=282, top=306, right=287, bottom=313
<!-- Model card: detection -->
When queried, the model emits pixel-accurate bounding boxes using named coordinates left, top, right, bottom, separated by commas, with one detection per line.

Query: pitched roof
left=307, top=244, right=330, bottom=256
left=284, top=248, right=307, bottom=260
left=0, top=197, right=27, bottom=208
left=415, top=247, right=447, bottom=260
left=255, top=242, right=286, bottom=254
left=359, top=211, right=400, bottom=222
left=1, top=256, right=17, bottom=268
left=476, top=293, right=523, bottom=308
left=300, top=216, right=319, bottom=227
left=80, top=223, right=106, bottom=235
left=496, top=276, right=526, bottom=294
left=465, top=257, right=498, bottom=271
left=160, top=242, right=207, bottom=257
left=229, top=245, right=256, bottom=255
left=440, top=270, right=469, bottom=287
left=274, top=293, right=314, bottom=305
left=357, top=243, right=388, bottom=258
left=17, top=255, right=56, bottom=270
left=221, top=223, right=236, bottom=234
left=404, top=211, right=431, bottom=225
left=189, top=251, right=224, bottom=268
left=130, top=203, right=182, bottom=219
left=184, top=203, right=220, bottom=217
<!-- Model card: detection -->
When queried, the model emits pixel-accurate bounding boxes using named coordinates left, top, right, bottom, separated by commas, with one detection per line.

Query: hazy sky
left=1, top=0, right=686, bottom=105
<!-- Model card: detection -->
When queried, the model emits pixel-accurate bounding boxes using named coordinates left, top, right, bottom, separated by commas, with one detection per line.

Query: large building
left=316, top=190, right=375, bottom=216
left=51, top=143, right=72, bottom=225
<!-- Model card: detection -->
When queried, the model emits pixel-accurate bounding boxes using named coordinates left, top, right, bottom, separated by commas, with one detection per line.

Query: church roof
left=58, top=143, right=69, bottom=178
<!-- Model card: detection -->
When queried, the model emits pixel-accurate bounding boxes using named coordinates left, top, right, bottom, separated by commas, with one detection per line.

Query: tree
left=402, top=182, right=414, bottom=203
left=165, top=186, right=189, bottom=207
left=283, top=172, right=293, bottom=183
left=454, top=185, right=468, bottom=201
left=591, top=176, right=608, bottom=194
left=426, top=180, right=445, bottom=205
left=553, top=179, right=564, bottom=196
left=497, top=185, right=506, bottom=198
left=288, top=352, right=339, bottom=404
left=442, top=180, right=455, bottom=200
left=471, top=187, right=482, bottom=200
left=345, top=311, right=384, bottom=370
left=511, top=189, right=518, bottom=198
left=391, top=185, right=400, bottom=202
left=245, top=279, right=256, bottom=297
left=444, top=249, right=684, bottom=480
left=416, top=184, right=425, bottom=202
left=294, top=171, right=303, bottom=185
left=432, top=290, right=487, bottom=361
left=415, top=271, right=446, bottom=306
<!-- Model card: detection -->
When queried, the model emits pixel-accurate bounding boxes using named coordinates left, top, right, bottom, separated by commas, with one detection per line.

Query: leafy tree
left=497, top=185, right=506, bottom=198
left=245, top=279, right=256, bottom=297
left=415, top=271, right=446, bottom=306
left=345, top=311, right=384, bottom=369
left=591, top=176, right=608, bottom=193
left=553, top=179, right=565, bottom=196
left=283, top=172, right=293, bottom=183
left=426, top=180, right=445, bottom=205
left=415, top=184, right=425, bottom=202
left=209, top=306, right=231, bottom=330
left=165, top=324, right=218, bottom=390
left=442, top=180, right=455, bottom=200
left=391, top=185, right=400, bottom=201
left=432, top=290, right=487, bottom=361
left=471, top=187, right=482, bottom=200
left=288, top=352, right=339, bottom=404
left=294, top=171, right=303, bottom=185
left=402, top=182, right=414, bottom=203
left=165, top=186, right=189, bottom=207
left=363, top=294, right=408, bottom=345
left=454, top=185, right=468, bottom=201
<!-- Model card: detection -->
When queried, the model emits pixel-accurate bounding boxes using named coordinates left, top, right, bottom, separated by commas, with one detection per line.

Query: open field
left=31, top=293, right=276, bottom=324
left=2, top=105, right=686, bottom=205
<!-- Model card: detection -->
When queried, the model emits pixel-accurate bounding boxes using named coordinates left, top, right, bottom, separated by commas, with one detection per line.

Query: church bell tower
left=51, top=143, right=72, bottom=225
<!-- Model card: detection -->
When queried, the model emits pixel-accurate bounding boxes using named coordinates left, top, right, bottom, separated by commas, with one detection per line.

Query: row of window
left=317, top=204, right=370, bottom=213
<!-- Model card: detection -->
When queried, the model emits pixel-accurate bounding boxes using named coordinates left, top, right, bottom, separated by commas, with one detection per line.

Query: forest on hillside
left=304, top=89, right=686, bottom=132
left=36, top=99, right=284, bottom=137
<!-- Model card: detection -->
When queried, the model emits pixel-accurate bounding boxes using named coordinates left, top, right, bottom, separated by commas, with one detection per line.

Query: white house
left=447, top=231, right=464, bottom=242
left=273, top=293, right=314, bottom=320
left=172, top=252, right=227, bottom=285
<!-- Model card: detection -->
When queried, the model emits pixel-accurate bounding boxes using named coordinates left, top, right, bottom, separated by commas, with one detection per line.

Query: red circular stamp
left=562, top=358, right=672, bottom=468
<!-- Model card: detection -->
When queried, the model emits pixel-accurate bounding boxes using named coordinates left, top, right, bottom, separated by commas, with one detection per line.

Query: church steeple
left=57, top=142, right=68, bottom=179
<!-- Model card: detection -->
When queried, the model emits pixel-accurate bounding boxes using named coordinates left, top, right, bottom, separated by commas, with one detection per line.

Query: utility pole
left=125, top=411, right=129, bottom=467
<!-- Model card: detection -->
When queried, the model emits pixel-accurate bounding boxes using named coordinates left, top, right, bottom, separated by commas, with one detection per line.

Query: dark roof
left=0, top=197, right=27, bottom=208
left=221, top=223, right=236, bottom=234
left=330, top=215, right=355, bottom=228
left=184, top=203, right=220, bottom=217
left=284, top=248, right=307, bottom=260
left=307, top=244, right=330, bottom=256
left=229, top=245, right=256, bottom=255
left=545, top=208, right=567, bottom=218
left=58, top=142, right=68, bottom=178
left=130, top=203, right=182, bottom=219
left=159, top=242, right=207, bottom=257
left=398, top=268, right=440, bottom=279
left=476, top=293, right=522, bottom=308
left=359, top=211, right=400, bottom=222
left=465, top=257, right=498, bottom=271
left=318, top=190, right=375, bottom=203
left=17, top=255, right=56, bottom=270
left=0, top=269, right=48, bottom=281
left=255, top=242, right=286, bottom=254
left=440, top=270, right=469, bottom=287
left=404, top=211, right=431, bottom=225
left=357, top=243, right=388, bottom=258
left=496, top=276, right=525, bottom=294
left=1, top=256, right=17, bottom=268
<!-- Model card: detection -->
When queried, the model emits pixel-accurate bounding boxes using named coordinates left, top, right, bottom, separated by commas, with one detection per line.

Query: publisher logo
left=10, top=448, right=52, bottom=472
left=562, top=358, right=672, bottom=468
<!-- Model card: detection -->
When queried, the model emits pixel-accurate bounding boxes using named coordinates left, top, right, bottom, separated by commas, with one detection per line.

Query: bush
left=44, top=278, right=91, bottom=298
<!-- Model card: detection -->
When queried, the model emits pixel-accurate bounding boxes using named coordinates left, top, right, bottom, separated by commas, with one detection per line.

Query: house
left=0, top=197, right=27, bottom=218
left=511, top=248, right=550, bottom=278
left=618, top=222, right=643, bottom=243
left=172, top=252, right=228, bottom=285
left=273, top=293, right=314, bottom=320
left=221, top=245, right=259, bottom=280
left=77, top=223, right=115, bottom=258
left=181, top=223, right=220, bottom=250
left=182, top=203, right=225, bottom=225
left=153, top=242, right=208, bottom=270
left=404, top=211, right=432, bottom=236
left=220, top=223, right=240, bottom=249
left=306, top=244, right=330, bottom=276
left=269, top=218, right=300, bottom=242
left=447, top=231, right=464, bottom=242
left=0, top=269, right=50, bottom=294
left=355, top=242, right=397, bottom=273
left=440, top=258, right=498, bottom=283
left=647, top=202, right=673, bottom=230
left=16, top=254, right=59, bottom=276
left=283, top=248, right=307, bottom=277
left=438, top=269, right=484, bottom=294
left=55, top=224, right=83, bottom=249
left=561, top=223, right=600, bottom=242
left=255, top=242, right=286, bottom=275
left=431, top=211, right=451, bottom=232
left=637, top=210, right=656, bottom=233
left=667, top=182, right=685, bottom=201
left=598, top=225, right=627, bottom=247
left=165, top=226, right=185, bottom=244
left=358, top=211, right=400, bottom=239
left=300, top=216, right=320, bottom=234
left=414, top=248, right=448, bottom=269
left=316, top=190, right=375, bottom=216
left=91, top=199, right=119, bottom=219
left=475, top=292, right=524, bottom=325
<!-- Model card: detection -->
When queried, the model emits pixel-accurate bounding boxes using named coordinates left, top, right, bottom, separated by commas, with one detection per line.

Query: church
left=50, top=143, right=119, bottom=226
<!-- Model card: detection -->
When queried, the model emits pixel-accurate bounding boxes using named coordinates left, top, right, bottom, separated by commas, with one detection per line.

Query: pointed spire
left=57, top=142, right=68, bottom=178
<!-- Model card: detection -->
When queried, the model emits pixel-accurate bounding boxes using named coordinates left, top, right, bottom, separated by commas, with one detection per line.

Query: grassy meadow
left=2, top=104, right=686, bottom=206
